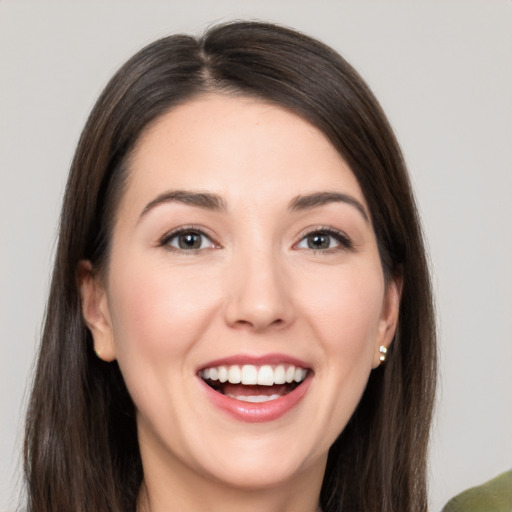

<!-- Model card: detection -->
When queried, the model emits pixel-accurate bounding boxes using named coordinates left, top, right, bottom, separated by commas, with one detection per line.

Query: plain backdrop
left=1, top=1, right=511, bottom=511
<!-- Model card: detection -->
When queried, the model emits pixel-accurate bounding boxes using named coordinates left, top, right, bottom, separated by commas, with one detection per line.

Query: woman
left=23, top=21, right=436, bottom=512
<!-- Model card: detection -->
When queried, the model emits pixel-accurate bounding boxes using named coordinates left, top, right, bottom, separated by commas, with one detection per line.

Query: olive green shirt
left=442, top=470, right=512, bottom=512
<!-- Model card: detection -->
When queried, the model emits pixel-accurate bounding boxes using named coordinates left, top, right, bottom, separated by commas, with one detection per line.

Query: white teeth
left=218, top=366, right=228, bottom=383
left=241, top=365, right=258, bottom=385
left=227, top=365, right=241, bottom=384
left=226, top=394, right=281, bottom=403
left=257, top=365, right=274, bottom=386
left=201, top=364, right=308, bottom=386
left=294, top=367, right=307, bottom=382
left=274, top=365, right=286, bottom=384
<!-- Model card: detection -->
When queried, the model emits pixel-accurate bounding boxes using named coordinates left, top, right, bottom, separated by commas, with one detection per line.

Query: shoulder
left=441, top=470, right=512, bottom=512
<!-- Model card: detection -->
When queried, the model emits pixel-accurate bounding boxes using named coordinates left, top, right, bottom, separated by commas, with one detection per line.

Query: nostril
left=231, top=316, right=286, bottom=332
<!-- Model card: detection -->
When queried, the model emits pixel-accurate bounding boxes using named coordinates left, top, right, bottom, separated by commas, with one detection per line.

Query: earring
left=379, top=345, right=388, bottom=364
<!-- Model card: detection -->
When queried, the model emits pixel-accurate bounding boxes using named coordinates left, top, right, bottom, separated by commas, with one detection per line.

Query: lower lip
left=199, top=376, right=312, bottom=423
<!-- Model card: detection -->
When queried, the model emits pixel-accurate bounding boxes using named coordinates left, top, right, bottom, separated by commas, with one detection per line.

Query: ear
left=78, top=260, right=116, bottom=362
left=372, top=275, right=402, bottom=369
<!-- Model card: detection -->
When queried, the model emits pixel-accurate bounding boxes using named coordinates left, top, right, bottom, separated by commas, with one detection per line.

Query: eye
left=295, top=228, right=353, bottom=252
left=161, top=228, right=217, bottom=252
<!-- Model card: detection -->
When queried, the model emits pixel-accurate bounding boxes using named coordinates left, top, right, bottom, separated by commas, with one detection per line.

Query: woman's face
left=81, top=94, right=399, bottom=494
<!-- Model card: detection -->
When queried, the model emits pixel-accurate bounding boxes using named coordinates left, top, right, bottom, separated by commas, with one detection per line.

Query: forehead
left=123, top=93, right=365, bottom=211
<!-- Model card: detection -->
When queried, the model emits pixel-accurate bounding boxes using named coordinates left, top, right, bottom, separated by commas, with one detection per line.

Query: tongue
left=222, top=383, right=289, bottom=398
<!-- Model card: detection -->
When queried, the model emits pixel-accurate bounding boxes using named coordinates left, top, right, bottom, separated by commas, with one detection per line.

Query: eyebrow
left=289, top=192, right=369, bottom=222
left=139, top=189, right=368, bottom=223
left=139, top=190, right=227, bottom=220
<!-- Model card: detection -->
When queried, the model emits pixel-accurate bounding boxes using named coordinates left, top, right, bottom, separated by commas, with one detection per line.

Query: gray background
left=1, top=1, right=511, bottom=510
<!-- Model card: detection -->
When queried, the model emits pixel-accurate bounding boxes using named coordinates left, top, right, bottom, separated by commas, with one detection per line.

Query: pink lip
left=197, top=353, right=311, bottom=371
left=197, top=353, right=313, bottom=423
left=199, top=377, right=311, bottom=423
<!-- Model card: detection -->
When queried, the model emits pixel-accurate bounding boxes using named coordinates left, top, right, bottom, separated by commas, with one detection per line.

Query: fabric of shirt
left=441, top=470, right=512, bottom=512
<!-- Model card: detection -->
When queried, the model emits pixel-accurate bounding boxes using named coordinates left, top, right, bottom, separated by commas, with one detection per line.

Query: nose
left=223, top=249, right=295, bottom=332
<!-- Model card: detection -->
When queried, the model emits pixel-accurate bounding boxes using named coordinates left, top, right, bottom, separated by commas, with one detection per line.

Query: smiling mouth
left=199, top=364, right=309, bottom=403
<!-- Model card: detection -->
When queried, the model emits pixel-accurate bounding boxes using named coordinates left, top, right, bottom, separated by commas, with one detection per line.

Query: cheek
left=299, top=263, right=385, bottom=361
left=105, top=260, right=224, bottom=427
left=107, top=260, right=220, bottom=369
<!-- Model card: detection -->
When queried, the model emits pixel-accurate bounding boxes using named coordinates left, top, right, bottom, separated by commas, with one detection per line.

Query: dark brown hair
left=24, top=21, right=436, bottom=512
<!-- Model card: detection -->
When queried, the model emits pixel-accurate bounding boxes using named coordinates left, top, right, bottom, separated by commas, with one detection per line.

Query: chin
left=204, top=455, right=317, bottom=492
left=190, top=432, right=327, bottom=492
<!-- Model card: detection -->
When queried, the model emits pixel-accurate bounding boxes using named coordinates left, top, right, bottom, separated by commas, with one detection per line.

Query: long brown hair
left=24, top=21, right=436, bottom=512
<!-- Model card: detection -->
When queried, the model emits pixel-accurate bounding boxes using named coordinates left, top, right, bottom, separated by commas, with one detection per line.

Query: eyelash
left=159, top=226, right=354, bottom=254
left=159, top=226, right=218, bottom=254
left=294, top=226, right=354, bottom=253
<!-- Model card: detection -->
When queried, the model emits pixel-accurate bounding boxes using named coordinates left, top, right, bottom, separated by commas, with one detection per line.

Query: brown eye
left=307, top=233, right=331, bottom=250
left=177, top=232, right=203, bottom=249
left=164, top=230, right=216, bottom=251
left=295, top=228, right=353, bottom=252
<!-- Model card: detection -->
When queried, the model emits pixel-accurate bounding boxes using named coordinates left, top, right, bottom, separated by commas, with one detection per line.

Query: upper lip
left=197, top=353, right=312, bottom=372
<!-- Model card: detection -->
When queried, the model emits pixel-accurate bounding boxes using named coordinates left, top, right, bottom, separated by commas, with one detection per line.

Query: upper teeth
left=200, top=364, right=308, bottom=386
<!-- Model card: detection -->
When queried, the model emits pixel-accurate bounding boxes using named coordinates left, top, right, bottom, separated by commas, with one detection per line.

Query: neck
left=138, top=485, right=323, bottom=512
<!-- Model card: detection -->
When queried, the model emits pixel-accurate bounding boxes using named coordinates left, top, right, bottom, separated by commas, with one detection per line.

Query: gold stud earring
left=379, top=345, right=388, bottom=364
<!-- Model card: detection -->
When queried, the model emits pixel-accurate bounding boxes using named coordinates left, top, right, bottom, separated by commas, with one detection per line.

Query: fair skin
left=80, top=94, right=400, bottom=512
